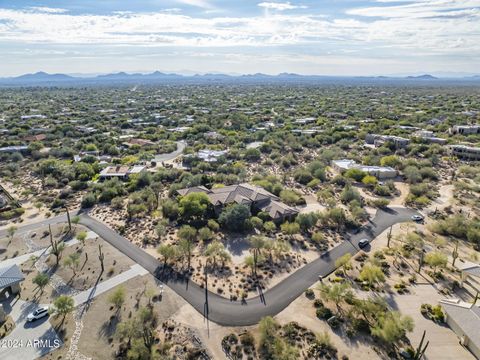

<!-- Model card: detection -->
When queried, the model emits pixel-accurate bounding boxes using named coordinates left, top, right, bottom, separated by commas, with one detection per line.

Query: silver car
left=27, top=306, right=49, bottom=322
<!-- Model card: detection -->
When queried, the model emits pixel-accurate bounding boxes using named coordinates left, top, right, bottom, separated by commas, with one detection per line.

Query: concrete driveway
left=0, top=297, right=61, bottom=360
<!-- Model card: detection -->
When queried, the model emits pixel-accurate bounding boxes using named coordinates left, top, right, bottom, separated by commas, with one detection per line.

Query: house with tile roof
left=0, top=264, right=24, bottom=298
left=176, top=183, right=298, bottom=221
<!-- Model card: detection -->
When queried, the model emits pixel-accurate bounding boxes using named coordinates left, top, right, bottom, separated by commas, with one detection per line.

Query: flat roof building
left=332, top=159, right=397, bottom=179
left=450, top=145, right=480, bottom=161
left=440, top=298, right=480, bottom=359
left=99, top=165, right=145, bottom=181
left=365, top=134, right=410, bottom=149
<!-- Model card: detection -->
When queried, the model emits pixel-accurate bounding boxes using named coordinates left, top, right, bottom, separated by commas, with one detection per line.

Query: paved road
left=154, top=140, right=186, bottom=163
left=0, top=207, right=418, bottom=326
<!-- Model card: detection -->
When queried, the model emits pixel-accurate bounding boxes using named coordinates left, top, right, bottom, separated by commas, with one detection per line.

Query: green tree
left=198, top=227, right=213, bottom=242
left=76, top=230, right=87, bottom=247
left=335, top=253, right=352, bottom=276
left=424, top=251, right=447, bottom=276
left=52, top=295, right=75, bottom=324
left=33, top=273, right=49, bottom=294
left=177, top=225, right=197, bottom=269
left=263, top=221, right=276, bottom=233
left=295, top=212, right=318, bottom=233
left=280, top=221, right=300, bottom=239
left=63, top=252, right=81, bottom=276
left=380, top=155, right=401, bottom=168
left=204, top=240, right=231, bottom=270
left=317, top=282, right=354, bottom=313
left=108, top=286, right=126, bottom=311
left=344, top=168, right=367, bottom=182
left=360, top=264, right=386, bottom=288
left=219, top=204, right=251, bottom=232
left=178, top=192, right=210, bottom=223
left=155, top=223, right=167, bottom=239
left=371, top=311, right=414, bottom=345
left=249, top=235, right=267, bottom=276
left=157, top=244, right=177, bottom=266
left=362, top=175, right=378, bottom=188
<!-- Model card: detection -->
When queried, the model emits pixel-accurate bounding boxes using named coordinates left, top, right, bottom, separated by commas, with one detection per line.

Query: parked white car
left=27, top=306, right=50, bottom=322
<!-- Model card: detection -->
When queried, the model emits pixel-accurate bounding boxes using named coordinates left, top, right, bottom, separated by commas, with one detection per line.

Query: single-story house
left=413, top=130, right=447, bottom=144
left=122, top=138, right=155, bottom=148
left=450, top=145, right=480, bottom=161
left=197, top=149, right=228, bottom=162
left=449, top=125, right=480, bottom=135
left=365, top=134, right=410, bottom=149
left=456, top=260, right=480, bottom=294
left=440, top=298, right=480, bottom=359
left=24, top=134, right=47, bottom=142
left=331, top=159, right=397, bottom=179
left=98, top=165, right=146, bottom=181
left=0, top=146, right=29, bottom=153
left=0, top=264, right=24, bottom=299
left=176, top=183, right=298, bottom=221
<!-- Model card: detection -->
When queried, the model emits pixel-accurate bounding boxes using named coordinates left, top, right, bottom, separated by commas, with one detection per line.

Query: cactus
left=413, top=330, right=429, bottom=360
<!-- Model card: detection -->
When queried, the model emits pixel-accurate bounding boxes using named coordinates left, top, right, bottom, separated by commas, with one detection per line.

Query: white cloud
left=28, top=7, right=68, bottom=14
left=258, top=2, right=307, bottom=11
left=177, top=0, right=215, bottom=9
left=0, top=2, right=478, bottom=62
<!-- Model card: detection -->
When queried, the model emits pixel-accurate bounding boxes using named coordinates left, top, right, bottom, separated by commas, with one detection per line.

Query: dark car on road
left=358, top=239, right=370, bottom=248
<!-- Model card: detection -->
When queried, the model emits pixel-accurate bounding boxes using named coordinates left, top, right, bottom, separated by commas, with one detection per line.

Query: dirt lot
left=49, top=233, right=135, bottom=291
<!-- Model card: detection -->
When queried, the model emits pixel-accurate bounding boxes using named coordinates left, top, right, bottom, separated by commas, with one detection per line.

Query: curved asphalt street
left=154, top=140, right=186, bottom=163
left=0, top=206, right=418, bottom=326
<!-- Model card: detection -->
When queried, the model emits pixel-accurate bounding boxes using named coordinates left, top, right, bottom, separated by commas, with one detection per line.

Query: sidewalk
left=73, top=264, right=149, bottom=306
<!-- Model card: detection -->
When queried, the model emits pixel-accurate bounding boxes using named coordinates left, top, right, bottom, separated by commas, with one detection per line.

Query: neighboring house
left=396, top=125, right=421, bottom=131
left=76, top=125, right=97, bottom=134
left=73, top=151, right=112, bottom=164
left=294, top=117, right=316, bottom=125
left=440, top=298, right=480, bottom=359
left=197, top=149, right=228, bottom=162
left=98, top=165, right=145, bottom=181
left=291, top=129, right=322, bottom=135
left=449, top=125, right=480, bottom=135
left=0, top=264, right=24, bottom=299
left=456, top=260, right=480, bottom=294
left=122, top=138, right=155, bottom=148
left=331, top=159, right=397, bottom=179
left=365, top=134, right=410, bottom=149
left=450, top=145, right=480, bottom=160
left=426, top=117, right=445, bottom=125
left=0, top=146, right=29, bottom=153
left=413, top=130, right=447, bottom=144
left=204, top=131, right=224, bottom=140
left=176, top=183, right=299, bottom=221
left=24, top=134, right=47, bottom=142
left=168, top=126, right=191, bottom=133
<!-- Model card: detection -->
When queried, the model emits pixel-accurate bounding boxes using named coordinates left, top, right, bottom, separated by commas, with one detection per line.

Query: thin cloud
left=177, top=0, right=215, bottom=9
left=28, top=7, right=68, bottom=14
left=258, top=2, right=307, bottom=11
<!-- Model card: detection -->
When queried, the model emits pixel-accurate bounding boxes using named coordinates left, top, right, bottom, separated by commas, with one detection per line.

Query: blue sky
left=0, top=0, right=479, bottom=76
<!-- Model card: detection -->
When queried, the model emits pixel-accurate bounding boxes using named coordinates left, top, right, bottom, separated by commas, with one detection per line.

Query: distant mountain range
left=1, top=71, right=479, bottom=86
